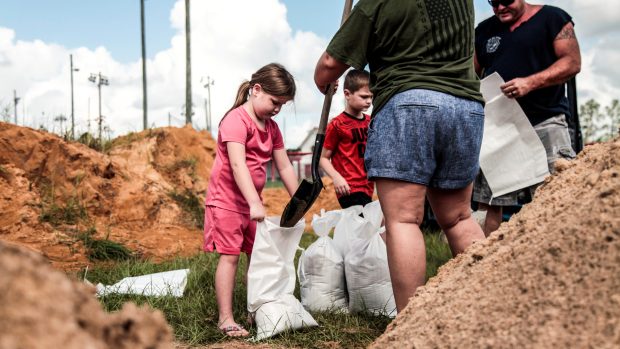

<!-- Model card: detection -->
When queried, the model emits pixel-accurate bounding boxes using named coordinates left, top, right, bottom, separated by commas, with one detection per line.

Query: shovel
left=280, top=0, right=353, bottom=228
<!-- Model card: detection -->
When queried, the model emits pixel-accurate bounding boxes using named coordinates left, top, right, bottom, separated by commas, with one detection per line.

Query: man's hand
left=501, top=77, right=534, bottom=99
left=249, top=201, right=266, bottom=222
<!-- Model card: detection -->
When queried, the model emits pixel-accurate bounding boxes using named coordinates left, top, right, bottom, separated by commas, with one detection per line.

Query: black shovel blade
left=279, top=177, right=324, bottom=227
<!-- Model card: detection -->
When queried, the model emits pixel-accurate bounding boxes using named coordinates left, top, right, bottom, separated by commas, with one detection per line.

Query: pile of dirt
left=372, top=138, right=620, bottom=348
left=0, top=241, right=173, bottom=349
left=0, top=122, right=340, bottom=270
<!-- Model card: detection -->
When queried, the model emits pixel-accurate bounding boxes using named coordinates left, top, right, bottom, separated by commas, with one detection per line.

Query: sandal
left=219, top=324, right=249, bottom=338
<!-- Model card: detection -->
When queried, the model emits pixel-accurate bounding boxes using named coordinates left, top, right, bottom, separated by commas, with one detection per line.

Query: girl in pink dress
left=203, top=63, right=299, bottom=337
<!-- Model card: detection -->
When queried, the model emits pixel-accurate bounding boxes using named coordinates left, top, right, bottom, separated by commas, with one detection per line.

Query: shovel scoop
left=279, top=134, right=325, bottom=227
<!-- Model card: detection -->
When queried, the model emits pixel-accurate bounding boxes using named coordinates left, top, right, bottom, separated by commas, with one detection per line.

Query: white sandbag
left=247, top=217, right=318, bottom=340
left=332, top=205, right=363, bottom=258
left=298, top=209, right=347, bottom=312
left=344, top=201, right=396, bottom=317
left=94, top=269, right=190, bottom=298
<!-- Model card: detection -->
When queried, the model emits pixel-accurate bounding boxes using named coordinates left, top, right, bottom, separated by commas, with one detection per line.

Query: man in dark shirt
left=473, top=0, right=581, bottom=235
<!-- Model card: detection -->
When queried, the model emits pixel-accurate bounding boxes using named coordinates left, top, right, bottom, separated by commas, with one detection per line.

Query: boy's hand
left=249, top=202, right=266, bottom=222
left=333, top=176, right=350, bottom=196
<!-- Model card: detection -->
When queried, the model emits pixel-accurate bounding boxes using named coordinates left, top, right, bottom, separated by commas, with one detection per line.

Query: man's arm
left=314, top=51, right=350, bottom=94
left=319, top=148, right=350, bottom=196
left=501, top=22, right=581, bottom=98
left=473, top=50, right=483, bottom=78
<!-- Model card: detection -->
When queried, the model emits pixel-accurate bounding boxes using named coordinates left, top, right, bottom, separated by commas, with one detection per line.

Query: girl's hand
left=249, top=201, right=266, bottom=222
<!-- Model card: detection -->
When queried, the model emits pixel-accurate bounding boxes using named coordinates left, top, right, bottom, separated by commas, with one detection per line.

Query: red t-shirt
left=323, top=112, right=374, bottom=198
left=206, top=106, right=284, bottom=213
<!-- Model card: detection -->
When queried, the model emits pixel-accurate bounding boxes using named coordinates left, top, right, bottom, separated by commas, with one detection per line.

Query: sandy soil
left=371, top=138, right=620, bottom=348
left=3, top=121, right=618, bottom=348
left=0, top=122, right=339, bottom=271
left=0, top=241, right=173, bottom=349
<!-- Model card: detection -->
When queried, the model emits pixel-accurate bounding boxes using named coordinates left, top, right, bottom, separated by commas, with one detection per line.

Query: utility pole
left=69, top=54, right=79, bottom=139
left=88, top=72, right=109, bottom=147
left=185, top=0, right=192, bottom=125
left=13, top=90, right=20, bottom=125
left=140, top=0, right=148, bottom=130
left=202, top=76, right=214, bottom=132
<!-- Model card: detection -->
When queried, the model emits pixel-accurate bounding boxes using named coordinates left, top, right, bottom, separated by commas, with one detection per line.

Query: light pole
left=69, top=54, right=79, bottom=139
left=88, top=72, right=109, bottom=147
left=140, top=0, right=148, bottom=130
left=185, top=0, right=192, bottom=125
left=201, top=76, right=214, bottom=132
left=13, top=90, right=20, bottom=125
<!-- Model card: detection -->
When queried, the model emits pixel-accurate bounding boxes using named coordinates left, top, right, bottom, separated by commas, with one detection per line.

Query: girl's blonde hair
left=225, top=63, right=296, bottom=117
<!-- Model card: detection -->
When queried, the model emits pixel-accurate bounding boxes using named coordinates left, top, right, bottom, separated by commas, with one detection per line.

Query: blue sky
left=0, top=1, right=618, bottom=146
left=0, top=0, right=344, bottom=63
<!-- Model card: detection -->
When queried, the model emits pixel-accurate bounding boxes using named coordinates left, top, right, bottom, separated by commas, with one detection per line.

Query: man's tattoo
left=555, top=26, right=576, bottom=40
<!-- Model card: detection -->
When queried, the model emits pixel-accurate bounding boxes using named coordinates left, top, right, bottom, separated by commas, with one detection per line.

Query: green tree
left=604, top=99, right=620, bottom=140
left=580, top=99, right=603, bottom=142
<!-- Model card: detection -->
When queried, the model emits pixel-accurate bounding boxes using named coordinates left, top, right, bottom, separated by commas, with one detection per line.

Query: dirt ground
left=371, top=138, right=620, bottom=348
left=2, top=121, right=618, bottom=348
left=0, top=241, right=173, bottom=349
left=0, top=122, right=339, bottom=271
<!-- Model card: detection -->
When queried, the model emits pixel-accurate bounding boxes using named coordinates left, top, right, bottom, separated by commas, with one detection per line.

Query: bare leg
left=478, top=203, right=502, bottom=237
left=215, top=254, right=248, bottom=337
left=376, top=179, right=427, bottom=312
left=427, top=184, right=485, bottom=255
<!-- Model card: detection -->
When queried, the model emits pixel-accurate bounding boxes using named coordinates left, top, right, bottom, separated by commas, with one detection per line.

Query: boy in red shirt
left=320, top=69, right=374, bottom=208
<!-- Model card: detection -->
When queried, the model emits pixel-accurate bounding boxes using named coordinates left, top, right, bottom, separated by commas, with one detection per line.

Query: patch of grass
left=168, top=189, right=204, bottom=228
left=423, top=228, right=453, bottom=280
left=169, top=157, right=199, bottom=181
left=85, top=228, right=451, bottom=347
left=264, top=180, right=285, bottom=189
left=40, top=197, right=88, bottom=226
left=77, top=227, right=133, bottom=261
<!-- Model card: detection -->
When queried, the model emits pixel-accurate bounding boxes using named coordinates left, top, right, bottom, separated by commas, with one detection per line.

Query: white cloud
left=0, top=0, right=618, bottom=149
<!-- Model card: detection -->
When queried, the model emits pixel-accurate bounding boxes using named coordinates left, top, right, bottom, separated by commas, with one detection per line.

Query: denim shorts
left=365, top=89, right=484, bottom=189
left=473, top=114, right=576, bottom=205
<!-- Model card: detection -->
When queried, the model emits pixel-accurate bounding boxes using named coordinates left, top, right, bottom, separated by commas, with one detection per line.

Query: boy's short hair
left=344, top=69, right=370, bottom=93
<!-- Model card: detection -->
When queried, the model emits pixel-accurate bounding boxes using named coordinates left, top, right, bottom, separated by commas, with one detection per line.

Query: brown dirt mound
left=0, top=122, right=342, bottom=269
left=0, top=123, right=218, bottom=269
left=0, top=241, right=173, bottom=349
left=371, top=138, right=620, bottom=348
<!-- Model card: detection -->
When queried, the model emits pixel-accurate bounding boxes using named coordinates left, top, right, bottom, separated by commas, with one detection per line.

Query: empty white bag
left=247, top=217, right=318, bottom=340
left=298, top=209, right=347, bottom=312
left=343, top=201, right=396, bottom=317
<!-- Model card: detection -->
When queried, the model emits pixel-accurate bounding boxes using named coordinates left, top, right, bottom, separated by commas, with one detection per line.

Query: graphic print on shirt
left=351, top=127, right=368, bottom=159
left=423, top=0, right=473, bottom=60
left=486, top=36, right=501, bottom=53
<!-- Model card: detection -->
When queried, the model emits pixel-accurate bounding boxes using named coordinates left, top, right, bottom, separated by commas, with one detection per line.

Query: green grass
left=77, top=227, right=133, bottom=261
left=40, top=197, right=88, bottom=226
left=264, top=180, right=285, bottom=189
left=168, top=189, right=205, bottom=228
left=83, top=228, right=451, bottom=348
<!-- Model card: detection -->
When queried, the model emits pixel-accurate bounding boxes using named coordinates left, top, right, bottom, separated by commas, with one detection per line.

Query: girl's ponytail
left=221, top=63, right=296, bottom=124
left=222, top=81, right=251, bottom=123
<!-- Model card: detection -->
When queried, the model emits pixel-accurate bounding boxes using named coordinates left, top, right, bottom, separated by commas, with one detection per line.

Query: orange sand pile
left=372, top=138, right=620, bottom=348
left=0, top=241, right=173, bottom=349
